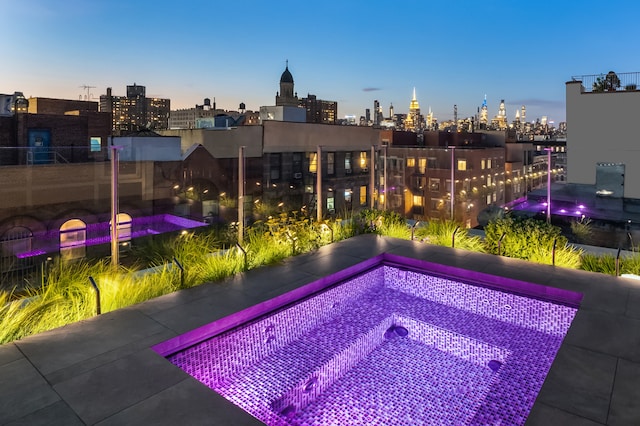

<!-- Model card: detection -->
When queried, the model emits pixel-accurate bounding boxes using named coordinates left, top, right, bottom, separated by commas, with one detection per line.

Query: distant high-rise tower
left=521, top=105, right=526, bottom=124
left=276, top=61, right=299, bottom=107
left=389, top=103, right=394, bottom=120
left=373, top=100, right=381, bottom=125
left=404, top=88, right=423, bottom=132
left=479, top=95, right=488, bottom=129
left=491, top=99, right=508, bottom=130
left=426, top=106, right=434, bottom=130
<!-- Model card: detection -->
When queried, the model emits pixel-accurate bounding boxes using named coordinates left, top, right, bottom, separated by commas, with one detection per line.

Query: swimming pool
left=156, top=254, right=581, bottom=425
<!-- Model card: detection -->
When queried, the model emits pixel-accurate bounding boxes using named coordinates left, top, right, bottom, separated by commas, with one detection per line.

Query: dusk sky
left=3, top=0, right=640, bottom=124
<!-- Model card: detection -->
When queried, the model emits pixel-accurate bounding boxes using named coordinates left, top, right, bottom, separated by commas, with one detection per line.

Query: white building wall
left=566, top=81, right=640, bottom=198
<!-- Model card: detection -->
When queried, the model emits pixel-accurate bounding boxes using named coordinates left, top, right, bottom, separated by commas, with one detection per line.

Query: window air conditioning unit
left=293, top=172, right=303, bottom=179
left=345, top=169, right=352, bottom=174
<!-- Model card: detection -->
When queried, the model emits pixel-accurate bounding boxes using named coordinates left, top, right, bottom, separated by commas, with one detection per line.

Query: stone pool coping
left=1, top=234, right=640, bottom=425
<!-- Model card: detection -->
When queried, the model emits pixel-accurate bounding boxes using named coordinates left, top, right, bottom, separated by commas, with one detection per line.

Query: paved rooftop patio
left=1, top=234, right=640, bottom=425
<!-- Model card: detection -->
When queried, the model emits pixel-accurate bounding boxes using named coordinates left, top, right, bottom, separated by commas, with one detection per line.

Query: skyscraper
left=404, top=88, right=423, bottom=132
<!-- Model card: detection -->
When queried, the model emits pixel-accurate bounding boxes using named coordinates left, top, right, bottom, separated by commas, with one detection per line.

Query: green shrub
left=485, top=216, right=566, bottom=260
left=580, top=253, right=616, bottom=275
left=415, top=220, right=485, bottom=252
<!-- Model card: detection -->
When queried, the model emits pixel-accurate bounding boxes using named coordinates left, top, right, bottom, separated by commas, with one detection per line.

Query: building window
left=481, top=159, right=486, bottom=170
left=344, top=189, right=352, bottom=203
left=430, top=198, right=442, bottom=210
left=418, top=158, right=427, bottom=174
left=360, top=186, right=367, bottom=205
left=345, top=152, right=352, bottom=173
left=486, top=194, right=492, bottom=205
left=413, top=195, right=423, bottom=206
left=327, top=152, right=335, bottom=175
left=327, top=197, right=335, bottom=212
left=90, top=137, right=101, bottom=152
left=457, top=159, right=467, bottom=171
left=60, top=219, right=87, bottom=261
left=270, top=153, right=281, bottom=180
left=407, top=157, right=416, bottom=168
left=429, top=178, right=440, bottom=192
left=309, top=152, right=317, bottom=173
left=292, top=152, right=303, bottom=174
left=359, top=152, right=368, bottom=171
left=487, top=158, right=492, bottom=169
left=427, top=157, right=437, bottom=169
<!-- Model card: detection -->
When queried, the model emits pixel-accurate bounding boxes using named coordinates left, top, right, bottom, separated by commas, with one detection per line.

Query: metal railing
left=570, top=72, right=640, bottom=93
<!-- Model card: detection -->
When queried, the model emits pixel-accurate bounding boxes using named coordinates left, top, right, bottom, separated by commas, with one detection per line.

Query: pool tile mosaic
left=167, top=264, right=578, bottom=425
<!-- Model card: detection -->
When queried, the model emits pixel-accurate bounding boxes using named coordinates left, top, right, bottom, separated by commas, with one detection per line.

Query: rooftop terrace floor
left=1, top=234, right=640, bottom=425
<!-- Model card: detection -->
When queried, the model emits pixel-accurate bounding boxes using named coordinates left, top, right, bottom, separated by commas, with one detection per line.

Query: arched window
left=60, top=219, right=87, bottom=260
left=110, top=213, right=132, bottom=244
left=1, top=226, right=33, bottom=258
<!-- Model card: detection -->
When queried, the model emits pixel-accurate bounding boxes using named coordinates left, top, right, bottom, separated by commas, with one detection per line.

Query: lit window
left=418, top=158, right=427, bottom=174
left=413, top=195, right=423, bottom=206
left=407, top=157, right=416, bottom=167
left=457, top=159, right=467, bottom=171
left=309, top=153, right=317, bottom=173
left=90, top=137, right=101, bottom=152
left=345, top=152, right=352, bottom=171
left=487, top=158, right=492, bottom=168
left=359, top=152, right=368, bottom=169
left=481, top=159, right=486, bottom=169
left=360, top=186, right=367, bottom=205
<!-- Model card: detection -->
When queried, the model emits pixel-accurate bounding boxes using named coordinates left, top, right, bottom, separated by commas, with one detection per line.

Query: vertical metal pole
left=370, top=145, right=375, bottom=209
left=110, top=143, right=120, bottom=271
left=450, top=146, right=455, bottom=221
left=383, top=145, right=388, bottom=211
left=317, top=145, right=323, bottom=222
left=238, top=146, right=245, bottom=245
left=546, top=148, right=551, bottom=223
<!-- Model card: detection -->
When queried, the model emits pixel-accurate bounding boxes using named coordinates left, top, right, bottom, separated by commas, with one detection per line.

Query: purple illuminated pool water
left=160, top=256, right=579, bottom=425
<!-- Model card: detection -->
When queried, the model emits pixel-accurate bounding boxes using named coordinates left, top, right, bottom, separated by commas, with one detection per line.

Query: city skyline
left=3, top=0, right=640, bottom=124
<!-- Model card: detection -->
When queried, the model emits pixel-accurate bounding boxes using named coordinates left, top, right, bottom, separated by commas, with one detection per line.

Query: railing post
left=173, top=257, right=184, bottom=288
left=497, top=232, right=506, bottom=256
left=615, top=248, right=622, bottom=277
left=552, top=238, right=557, bottom=266
left=235, top=242, right=248, bottom=271
left=452, top=226, right=460, bottom=248
left=88, top=276, right=101, bottom=315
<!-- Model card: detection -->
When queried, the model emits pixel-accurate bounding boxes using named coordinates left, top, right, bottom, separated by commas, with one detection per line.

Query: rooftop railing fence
left=571, top=72, right=640, bottom=93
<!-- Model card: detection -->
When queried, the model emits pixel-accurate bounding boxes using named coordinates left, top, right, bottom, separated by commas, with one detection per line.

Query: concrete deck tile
left=526, top=402, right=605, bottom=425
left=44, top=328, right=177, bottom=386
left=5, top=401, right=84, bottom=426
left=607, top=359, right=640, bottom=425
left=564, top=310, right=640, bottom=361
left=0, top=343, right=22, bottom=367
left=546, top=278, right=630, bottom=315
left=286, top=252, right=367, bottom=279
left=95, top=378, right=263, bottom=426
left=0, top=358, right=61, bottom=424
left=147, top=286, right=259, bottom=334
left=537, top=345, right=617, bottom=424
left=53, top=349, right=187, bottom=425
left=15, top=309, right=168, bottom=376
left=626, top=286, right=640, bottom=319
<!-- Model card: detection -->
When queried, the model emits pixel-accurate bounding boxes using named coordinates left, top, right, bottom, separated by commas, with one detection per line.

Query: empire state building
left=404, top=88, right=424, bottom=132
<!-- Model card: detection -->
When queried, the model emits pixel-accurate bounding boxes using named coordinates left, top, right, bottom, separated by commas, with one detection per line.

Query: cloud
left=508, top=98, right=565, bottom=109
left=362, top=87, right=382, bottom=92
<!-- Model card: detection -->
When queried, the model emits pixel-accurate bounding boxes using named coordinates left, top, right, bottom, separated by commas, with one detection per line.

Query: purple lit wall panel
left=164, top=256, right=580, bottom=425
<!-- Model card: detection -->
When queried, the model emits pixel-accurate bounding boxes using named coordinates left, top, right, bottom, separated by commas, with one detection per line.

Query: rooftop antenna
left=79, top=85, right=96, bottom=100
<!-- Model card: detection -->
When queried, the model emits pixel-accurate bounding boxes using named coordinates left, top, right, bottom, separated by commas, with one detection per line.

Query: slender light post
left=544, top=147, right=552, bottom=223
left=370, top=145, right=375, bottom=209
left=449, top=146, right=455, bottom=221
left=238, top=146, right=245, bottom=244
left=110, top=143, right=122, bottom=271
left=316, top=145, right=323, bottom=222
left=383, top=144, right=388, bottom=211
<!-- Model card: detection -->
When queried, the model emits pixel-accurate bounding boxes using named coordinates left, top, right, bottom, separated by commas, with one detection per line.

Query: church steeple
left=276, top=60, right=298, bottom=106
